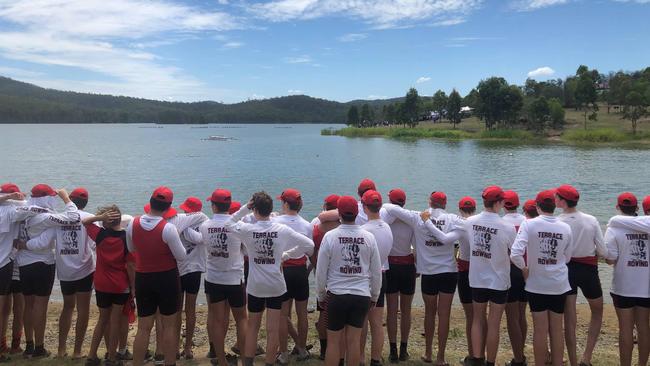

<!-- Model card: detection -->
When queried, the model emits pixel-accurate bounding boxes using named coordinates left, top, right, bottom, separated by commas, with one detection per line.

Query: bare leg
left=549, top=311, right=565, bottom=366
left=88, top=307, right=110, bottom=360
left=33, top=295, right=49, bottom=348
left=461, top=303, right=473, bottom=357
left=213, top=301, right=229, bottom=366
left=532, top=311, right=550, bottom=366
left=279, top=299, right=291, bottom=356
left=581, top=296, right=603, bottom=365
left=295, top=299, right=309, bottom=352
left=183, top=293, right=197, bottom=356
left=11, top=293, right=24, bottom=350
left=74, top=291, right=91, bottom=358
left=635, top=307, right=650, bottom=366
left=22, top=295, right=34, bottom=346
left=422, top=294, right=437, bottom=361
left=471, top=301, right=488, bottom=359
left=245, top=311, right=263, bottom=360
left=0, top=296, right=6, bottom=352
left=564, top=294, right=578, bottom=366
left=265, top=308, right=282, bottom=365
left=132, top=315, right=155, bottom=366
left=161, top=313, right=178, bottom=365
left=231, top=306, right=247, bottom=359
left=345, top=325, right=363, bottom=366
left=436, top=292, right=454, bottom=364
left=399, top=294, right=413, bottom=345
left=615, top=306, right=634, bottom=366
left=154, top=311, right=163, bottom=357
left=369, top=306, right=384, bottom=361
left=485, top=302, right=505, bottom=363
left=106, top=305, right=123, bottom=361
left=386, top=293, right=398, bottom=345
left=325, top=330, right=342, bottom=366
left=506, top=301, right=525, bottom=363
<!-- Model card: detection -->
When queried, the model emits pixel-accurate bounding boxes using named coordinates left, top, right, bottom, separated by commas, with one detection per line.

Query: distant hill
left=0, top=77, right=397, bottom=124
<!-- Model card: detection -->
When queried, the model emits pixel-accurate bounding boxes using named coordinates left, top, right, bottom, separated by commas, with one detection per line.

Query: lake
left=2, top=123, right=648, bottom=304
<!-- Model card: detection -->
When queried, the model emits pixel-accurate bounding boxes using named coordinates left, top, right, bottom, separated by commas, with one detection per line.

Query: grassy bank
left=322, top=126, right=536, bottom=141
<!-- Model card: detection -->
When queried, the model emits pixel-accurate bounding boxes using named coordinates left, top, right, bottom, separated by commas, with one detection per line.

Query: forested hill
left=0, top=77, right=358, bottom=124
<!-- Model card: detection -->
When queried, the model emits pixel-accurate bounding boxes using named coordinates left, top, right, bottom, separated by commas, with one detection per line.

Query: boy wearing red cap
left=556, top=184, right=606, bottom=366
left=604, top=193, right=650, bottom=366
left=384, top=188, right=416, bottom=363
left=126, top=186, right=188, bottom=366
left=355, top=178, right=377, bottom=225
left=523, top=200, right=539, bottom=219
left=643, top=196, right=650, bottom=216
left=466, top=186, right=517, bottom=366
left=315, top=196, right=382, bottom=366
left=511, top=190, right=573, bottom=366
left=226, top=192, right=314, bottom=366
left=360, top=190, right=393, bottom=366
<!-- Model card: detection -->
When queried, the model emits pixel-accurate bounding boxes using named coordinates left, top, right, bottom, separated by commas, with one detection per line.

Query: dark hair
left=391, top=201, right=405, bottom=208
left=286, top=200, right=302, bottom=212
left=460, top=207, right=476, bottom=215
left=341, top=213, right=357, bottom=223
left=537, top=202, right=555, bottom=214
left=150, top=197, right=171, bottom=212
left=504, top=206, right=519, bottom=212
left=324, top=202, right=337, bottom=211
left=557, top=195, right=578, bottom=208
left=431, top=202, right=445, bottom=209
left=483, top=199, right=500, bottom=209
left=619, top=205, right=637, bottom=216
left=96, top=205, right=121, bottom=227
left=212, top=201, right=231, bottom=213
left=364, top=203, right=381, bottom=214
left=71, top=197, right=88, bottom=210
left=524, top=208, right=539, bottom=218
left=252, top=191, right=273, bottom=217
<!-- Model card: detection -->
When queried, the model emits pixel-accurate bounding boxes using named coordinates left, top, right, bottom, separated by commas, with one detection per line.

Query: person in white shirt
left=359, top=190, right=393, bottom=366
left=225, top=192, right=314, bottom=366
left=466, top=186, right=517, bottom=366
left=523, top=199, right=539, bottom=219
left=644, top=196, right=650, bottom=216
left=501, top=190, right=527, bottom=366
left=604, top=193, right=650, bottom=366
left=555, top=184, right=606, bottom=366
left=315, top=195, right=382, bottom=366
left=383, top=191, right=460, bottom=365
left=384, top=188, right=416, bottom=363
left=511, top=189, right=573, bottom=366
left=355, top=178, right=377, bottom=225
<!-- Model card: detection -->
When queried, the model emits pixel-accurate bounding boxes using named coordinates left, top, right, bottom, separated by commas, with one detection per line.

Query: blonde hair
left=96, top=205, right=122, bottom=227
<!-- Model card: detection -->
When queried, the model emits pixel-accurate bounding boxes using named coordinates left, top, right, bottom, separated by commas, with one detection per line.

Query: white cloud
left=366, top=95, right=388, bottom=100
left=513, top=0, right=569, bottom=11
left=527, top=66, right=556, bottom=78
left=338, top=33, right=368, bottom=42
left=248, top=0, right=483, bottom=29
left=0, top=65, right=43, bottom=78
left=284, top=55, right=312, bottom=64
left=287, top=89, right=304, bottom=94
left=432, top=17, right=466, bottom=26
left=223, top=41, right=244, bottom=49
left=416, top=76, right=431, bottom=84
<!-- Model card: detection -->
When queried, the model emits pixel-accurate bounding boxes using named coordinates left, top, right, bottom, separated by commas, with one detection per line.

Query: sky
left=0, top=0, right=648, bottom=103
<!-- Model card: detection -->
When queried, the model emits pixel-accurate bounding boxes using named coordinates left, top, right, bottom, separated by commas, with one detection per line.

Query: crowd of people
left=0, top=179, right=650, bottom=366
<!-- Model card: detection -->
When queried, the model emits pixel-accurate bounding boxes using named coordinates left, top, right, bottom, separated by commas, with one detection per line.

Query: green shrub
left=562, top=128, right=628, bottom=143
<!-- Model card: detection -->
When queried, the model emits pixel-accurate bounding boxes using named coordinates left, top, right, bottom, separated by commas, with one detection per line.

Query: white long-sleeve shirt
left=362, top=219, right=393, bottom=271
left=605, top=222, right=650, bottom=298
left=126, top=215, right=187, bottom=262
left=383, top=204, right=459, bottom=275
left=502, top=212, right=525, bottom=231
left=0, top=200, right=26, bottom=268
left=511, top=215, right=573, bottom=295
left=559, top=211, right=607, bottom=261
left=169, top=213, right=208, bottom=276
left=387, top=218, right=415, bottom=257
left=608, top=216, right=650, bottom=234
left=315, top=224, right=382, bottom=301
left=225, top=207, right=314, bottom=298
left=467, top=211, right=517, bottom=291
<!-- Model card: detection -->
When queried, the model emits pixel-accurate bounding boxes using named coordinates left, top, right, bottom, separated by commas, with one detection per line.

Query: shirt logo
left=538, top=232, right=563, bottom=265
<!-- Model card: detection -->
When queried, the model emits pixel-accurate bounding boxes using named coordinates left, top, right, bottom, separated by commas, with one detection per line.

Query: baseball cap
left=556, top=184, right=580, bottom=202
left=503, top=190, right=520, bottom=209
left=228, top=201, right=242, bottom=215
left=430, top=191, right=447, bottom=206
left=337, top=196, right=359, bottom=217
left=207, top=189, right=232, bottom=204
left=536, top=190, right=556, bottom=205
left=388, top=189, right=406, bottom=205
left=143, top=203, right=177, bottom=219
left=179, top=197, right=202, bottom=213
left=361, top=190, right=382, bottom=205
left=324, top=194, right=340, bottom=209
left=151, top=186, right=173, bottom=203
left=31, top=184, right=56, bottom=198
left=482, top=186, right=504, bottom=201
left=0, top=183, right=20, bottom=193
left=70, top=187, right=89, bottom=200
left=617, top=192, right=638, bottom=207
left=523, top=199, right=537, bottom=214
left=278, top=188, right=302, bottom=203
left=643, top=196, right=650, bottom=214
left=458, top=196, right=476, bottom=209
left=357, top=178, right=376, bottom=196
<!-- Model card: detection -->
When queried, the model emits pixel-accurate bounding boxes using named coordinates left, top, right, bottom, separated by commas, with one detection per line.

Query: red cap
left=458, top=196, right=476, bottom=209
left=324, top=194, right=340, bottom=208
left=151, top=186, right=173, bottom=203
left=228, top=201, right=242, bottom=215
left=523, top=199, right=537, bottom=213
left=144, top=203, right=177, bottom=219
left=278, top=188, right=302, bottom=203
left=357, top=178, right=376, bottom=196
left=0, top=183, right=20, bottom=193
left=31, top=184, right=56, bottom=198
left=643, top=196, right=650, bottom=214
left=536, top=190, right=555, bottom=205
left=337, top=196, right=359, bottom=217
left=482, top=185, right=504, bottom=201
left=207, top=189, right=232, bottom=204
left=361, top=190, right=382, bottom=205
left=617, top=192, right=638, bottom=208
left=556, top=184, right=579, bottom=202
left=179, top=197, right=203, bottom=213
left=430, top=191, right=447, bottom=206
left=388, top=189, right=406, bottom=205
left=70, top=187, right=89, bottom=200
left=503, top=190, right=520, bottom=209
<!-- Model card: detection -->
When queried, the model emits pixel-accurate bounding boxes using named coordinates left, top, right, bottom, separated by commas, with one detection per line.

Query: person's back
left=201, top=214, right=244, bottom=285
left=130, top=215, right=178, bottom=273
left=362, top=219, right=393, bottom=272
left=558, top=211, right=606, bottom=263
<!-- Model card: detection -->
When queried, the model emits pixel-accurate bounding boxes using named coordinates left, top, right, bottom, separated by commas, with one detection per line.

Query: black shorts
left=567, top=261, right=602, bottom=299
left=247, top=293, right=285, bottom=313
left=527, top=291, right=567, bottom=314
left=376, top=273, right=387, bottom=308
left=611, top=293, right=650, bottom=309
left=180, top=271, right=202, bottom=295
left=386, top=264, right=416, bottom=295
left=457, top=271, right=472, bottom=304
left=205, top=281, right=245, bottom=308
left=327, top=293, right=371, bottom=331
left=19, top=262, right=55, bottom=297
left=60, top=272, right=94, bottom=296
left=421, top=272, right=457, bottom=296
left=283, top=265, right=309, bottom=302
left=244, top=259, right=249, bottom=284
left=96, top=291, right=130, bottom=309
left=135, top=268, right=180, bottom=317
left=9, top=280, right=21, bottom=294
left=472, top=287, right=509, bottom=305
left=507, top=264, right=527, bottom=303
left=0, top=261, right=13, bottom=296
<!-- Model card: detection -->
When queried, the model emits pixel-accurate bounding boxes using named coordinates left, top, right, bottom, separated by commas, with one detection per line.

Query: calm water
left=2, top=123, right=648, bottom=304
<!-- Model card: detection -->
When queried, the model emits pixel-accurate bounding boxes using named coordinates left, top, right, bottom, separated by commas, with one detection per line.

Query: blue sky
left=0, top=0, right=648, bottom=103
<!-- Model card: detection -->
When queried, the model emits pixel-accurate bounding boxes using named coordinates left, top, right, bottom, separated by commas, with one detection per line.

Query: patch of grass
left=478, top=129, right=536, bottom=141
left=562, top=128, right=629, bottom=143
left=388, top=128, right=471, bottom=139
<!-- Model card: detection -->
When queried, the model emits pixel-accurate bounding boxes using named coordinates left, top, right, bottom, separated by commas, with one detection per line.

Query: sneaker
left=207, top=349, right=216, bottom=359
left=370, top=360, right=383, bottom=366
left=231, top=346, right=241, bottom=355
left=153, top=354, right=164, bottom=366
left=505, top=358, right=527, bottom=366
left=22, top=342, right=34, bottom=358
left=296, top=348, right=311, bottom=362
left=32, top=347, right=51, bottom=358
left=399, top=351, right=409, bottom=362
left=389, top=352, right=399, bottom=363
left=84, top=357, right=101, bottom=366
left=117, top=349, right=133, bottom=361
left=276, top=352, right=290, bottom=365
left=144, top=349, right=154, bottom=362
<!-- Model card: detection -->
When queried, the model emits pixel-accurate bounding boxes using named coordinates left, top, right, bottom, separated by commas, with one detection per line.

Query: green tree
left=385, top=104, right=397, bottom=124
left=463, top=89, right=479, bottom=109
left=526, top=96, right=550, bottom=132
left=476, top=77, right=523, bottom=129
left=574, top=66, right=599, bottom=130
left=548, top=98, right=565, bottom=129
left=347, top=105, right=360, bottom=126
left=403, top=88, right=420, bottom=127
left=432, top=90, right=448, bottom=118
left=447, top=89, right=462, bottom=129
left=360, top=103, right=372, bottom=126
left=622, top=91, right=648, bottom=135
